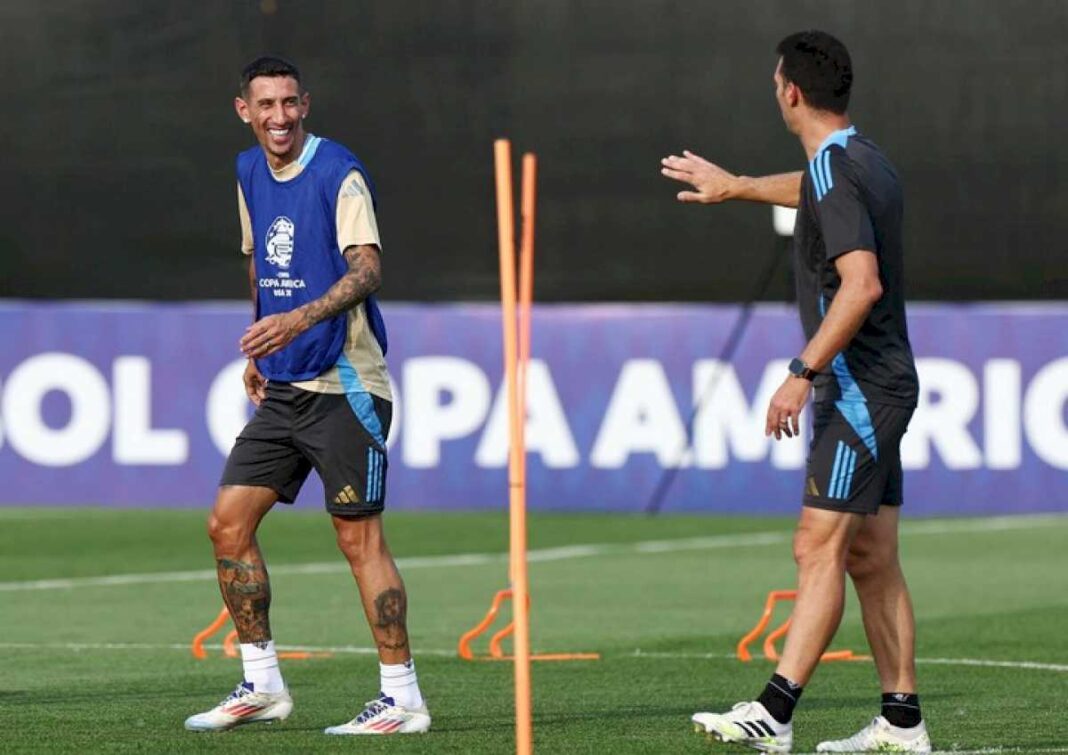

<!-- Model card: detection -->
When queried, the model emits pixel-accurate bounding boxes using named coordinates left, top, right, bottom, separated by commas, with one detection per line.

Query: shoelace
left=220, top=681, right=254, bottom=707
left=355, top=695, right=393, bottom=724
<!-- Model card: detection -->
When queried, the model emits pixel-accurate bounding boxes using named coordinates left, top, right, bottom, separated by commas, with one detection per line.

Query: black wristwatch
left=788, top=357, right=818, bottom=381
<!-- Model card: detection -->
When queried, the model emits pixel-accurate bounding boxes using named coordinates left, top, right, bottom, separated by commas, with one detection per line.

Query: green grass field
left=2, top=507, right=1067, bottom=753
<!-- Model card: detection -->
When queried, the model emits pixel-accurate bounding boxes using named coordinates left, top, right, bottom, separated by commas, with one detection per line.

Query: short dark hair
left=775, top=31, right=852, bottom=114
left=240, top=55, right=301, bottom=97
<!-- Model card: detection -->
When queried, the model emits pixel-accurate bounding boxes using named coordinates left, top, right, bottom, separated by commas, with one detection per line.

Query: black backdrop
left=1, top=0, right=1065, bottom=302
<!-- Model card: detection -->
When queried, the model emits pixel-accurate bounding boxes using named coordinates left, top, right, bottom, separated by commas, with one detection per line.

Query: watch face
left=789, top=358, right=805, bottom=376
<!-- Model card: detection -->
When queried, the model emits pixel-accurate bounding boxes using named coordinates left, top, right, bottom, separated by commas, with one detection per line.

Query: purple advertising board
left=1, top=301, right=1066, bottom=515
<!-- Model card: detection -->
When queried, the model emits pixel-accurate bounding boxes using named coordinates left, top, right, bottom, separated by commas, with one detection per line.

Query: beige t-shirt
left=238, top=136, right=391, bottom=401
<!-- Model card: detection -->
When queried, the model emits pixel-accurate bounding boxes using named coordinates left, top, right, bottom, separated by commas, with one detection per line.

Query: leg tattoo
left=373, top=587, right=410, bottom=653
left=217, top=557, right=272, bottom=647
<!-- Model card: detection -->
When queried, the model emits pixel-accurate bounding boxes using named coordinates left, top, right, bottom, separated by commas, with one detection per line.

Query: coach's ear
left=234, top=96, right=251, bottom=124
left=784, top=80, right=802, bottom=109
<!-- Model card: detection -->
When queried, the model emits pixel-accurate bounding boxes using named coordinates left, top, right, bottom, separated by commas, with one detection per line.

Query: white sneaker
left=184, top=681, right=293, bottom=732
left=816, top=716, right=932, bottom=752
left=324, top=692, right=431, bottom=735
left=692, top=700, right=792, bottom=753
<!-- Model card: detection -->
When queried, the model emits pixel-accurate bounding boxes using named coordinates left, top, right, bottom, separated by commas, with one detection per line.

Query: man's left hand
left=765, top=376, right=811, bottom=440
left=240, top=311, right=305, bottom=358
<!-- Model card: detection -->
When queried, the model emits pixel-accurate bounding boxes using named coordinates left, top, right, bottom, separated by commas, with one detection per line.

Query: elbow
left=864, top=278, right=883, bottom=305
left=843, top=275, right=882, bottom=309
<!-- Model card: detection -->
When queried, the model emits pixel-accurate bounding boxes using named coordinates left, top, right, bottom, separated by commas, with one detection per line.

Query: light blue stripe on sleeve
left=810, top=161, right=824, bottom=200
left=812, top=125, right=854, bottom=202
left=297, top=135, right=322, bottom=167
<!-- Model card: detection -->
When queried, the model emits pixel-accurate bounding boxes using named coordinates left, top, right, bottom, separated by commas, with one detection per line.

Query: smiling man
left=183, top=56, right=430, bottom=736
left=661, top=31, right=928, bottom=753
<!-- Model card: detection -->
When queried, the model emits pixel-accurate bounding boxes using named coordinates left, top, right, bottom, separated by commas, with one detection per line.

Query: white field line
left=0, top=641, right=456, bottom=658
left=2, top=513, right=1066, bottom=593
left=0, top=641, right=1066, bottom=677
left=627, top=649, right=1068, bottom=673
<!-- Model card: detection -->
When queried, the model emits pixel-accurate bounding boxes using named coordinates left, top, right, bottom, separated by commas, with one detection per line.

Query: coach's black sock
left=881, top=692, right=922, bottom=728
left=756, top=673, right=803, bottom=724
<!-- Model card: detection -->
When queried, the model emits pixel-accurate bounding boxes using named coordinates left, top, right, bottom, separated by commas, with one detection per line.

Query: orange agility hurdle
left=458, top=588, right=600, bottom=663
left=736, top=589, right=867, bottom=663
left=191, top=605, right=332, bottom=661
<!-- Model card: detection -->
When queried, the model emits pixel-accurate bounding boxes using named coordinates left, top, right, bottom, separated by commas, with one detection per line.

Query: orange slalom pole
left=494, top=138, right=532, bottom=755
left=517, top=152, right=537, bottom=424
left=514, top=150, right=537, bottom=755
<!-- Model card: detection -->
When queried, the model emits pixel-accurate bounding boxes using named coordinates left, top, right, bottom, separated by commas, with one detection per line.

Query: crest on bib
left=265, top=216, right=295, bottom=269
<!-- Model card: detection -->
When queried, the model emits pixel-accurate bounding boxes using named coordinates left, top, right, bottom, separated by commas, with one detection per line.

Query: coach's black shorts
left=803, top=401, right=914, bottom=516
left=221, top=383, right=391, bottom=517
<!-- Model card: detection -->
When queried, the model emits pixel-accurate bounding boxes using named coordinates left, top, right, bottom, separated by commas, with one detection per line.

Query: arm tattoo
left=297, top=245, right=381, bottom=328
left=372, top=587, right=410, bottom=653
left=217, top=557, right=273, bottom=647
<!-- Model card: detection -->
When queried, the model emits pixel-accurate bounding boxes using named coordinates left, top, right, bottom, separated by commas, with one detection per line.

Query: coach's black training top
left=793, top=126, right=919, bottom=408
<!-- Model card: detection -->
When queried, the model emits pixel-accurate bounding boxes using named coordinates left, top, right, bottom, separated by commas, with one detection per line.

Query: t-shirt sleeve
left=816, top=149, right=876, bottom=261
left=237, top=182, right=254, bottom=256
left=336, top=170, right=382, bottom=253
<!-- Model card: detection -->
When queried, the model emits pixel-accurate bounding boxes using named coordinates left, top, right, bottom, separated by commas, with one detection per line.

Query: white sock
left=240, top=641, right=285, bottom=693
left=380, top=660, right=423, bottom=709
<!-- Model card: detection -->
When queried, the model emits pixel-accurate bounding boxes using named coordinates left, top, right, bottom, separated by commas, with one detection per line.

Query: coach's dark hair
left=775, top=31, right=852, bottom=114
left=240, top=55, right=302, bottom=96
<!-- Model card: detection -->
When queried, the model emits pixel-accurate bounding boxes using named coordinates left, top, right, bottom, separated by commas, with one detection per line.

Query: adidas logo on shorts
left=334, top=485, right=361, bottom=505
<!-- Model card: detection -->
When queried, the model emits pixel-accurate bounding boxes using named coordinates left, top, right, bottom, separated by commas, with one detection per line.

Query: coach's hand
left=660, top=151, right=738, bottom=204
left=766, top=376, right=810, bottom=440
left=240, top=311, right=304, bottom=359
left=243, top=359, right=268, bottom=407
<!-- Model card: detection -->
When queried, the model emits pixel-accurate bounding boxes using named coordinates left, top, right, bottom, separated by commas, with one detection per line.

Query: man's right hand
left=244, top=359, right=268, bottom=407
left=660, top=150, right=739, bottom=204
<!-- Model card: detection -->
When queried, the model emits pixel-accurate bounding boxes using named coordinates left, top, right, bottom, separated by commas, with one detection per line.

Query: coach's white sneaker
left=692, top=700, right=792, bottom=753
left=816, top=716, right=931, bottom=752
left=324, top=692, right=431, bottom=735
left=184, top=680, right=293, bottom=731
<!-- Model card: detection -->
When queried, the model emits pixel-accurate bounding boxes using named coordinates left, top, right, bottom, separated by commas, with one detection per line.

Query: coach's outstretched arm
left=660, top=150, right=802, bottom=208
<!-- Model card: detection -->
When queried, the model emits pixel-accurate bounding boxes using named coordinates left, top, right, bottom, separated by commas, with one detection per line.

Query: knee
left=846, top=540, right=897, bottom=581
left=206, top=513, right=253, bottom=555
left=792, top=529, right=848, bottom=573
left=335, top=520, right=384, bottom=567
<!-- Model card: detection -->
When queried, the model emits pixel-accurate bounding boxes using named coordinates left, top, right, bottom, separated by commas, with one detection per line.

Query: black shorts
left=220, top=383, right=391, bottom=517
left=803, top=401, right=914, bottom=516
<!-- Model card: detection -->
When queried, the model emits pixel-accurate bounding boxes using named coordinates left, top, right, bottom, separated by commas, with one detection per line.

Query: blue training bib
left=237, top=137, right=387, bottom=381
